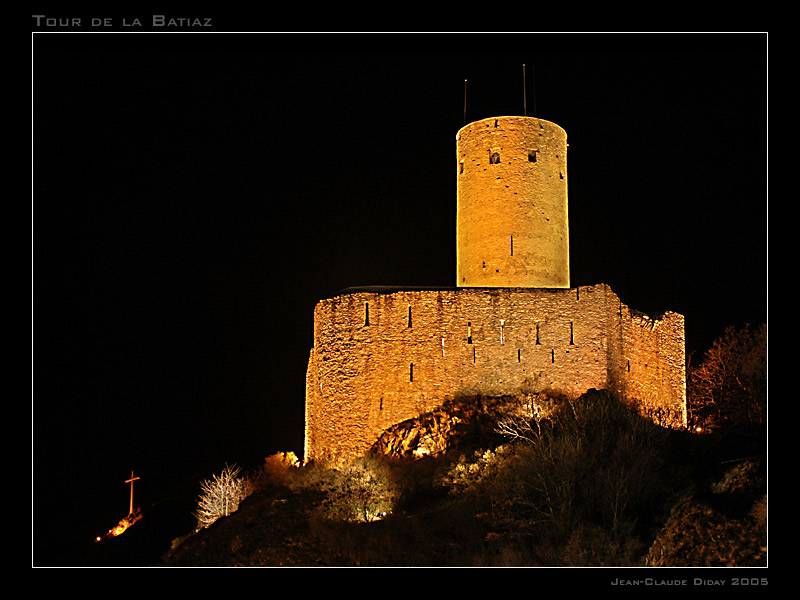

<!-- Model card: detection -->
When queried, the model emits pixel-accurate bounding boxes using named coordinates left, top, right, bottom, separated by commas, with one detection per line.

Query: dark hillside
left=160, top=391, right=766, bottom=568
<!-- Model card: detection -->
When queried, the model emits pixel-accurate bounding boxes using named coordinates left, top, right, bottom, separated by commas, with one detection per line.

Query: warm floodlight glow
left=97, top=507, right=142, bottom=541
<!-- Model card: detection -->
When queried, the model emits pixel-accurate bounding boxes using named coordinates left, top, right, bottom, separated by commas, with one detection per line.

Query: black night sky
left=32, top=30, right=767, bottom=565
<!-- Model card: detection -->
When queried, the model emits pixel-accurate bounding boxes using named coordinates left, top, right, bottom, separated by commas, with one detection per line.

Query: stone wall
left=611, top=302, right=687, bottom=426
left=304, top=283, right=686, bottom=464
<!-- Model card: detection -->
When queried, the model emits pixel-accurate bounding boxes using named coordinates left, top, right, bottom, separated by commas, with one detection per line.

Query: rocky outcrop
left=370, top=395, right=526, bottom=459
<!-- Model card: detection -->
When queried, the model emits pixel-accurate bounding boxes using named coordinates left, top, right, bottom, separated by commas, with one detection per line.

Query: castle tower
left=456, top=116, right=570, bottom=288
left=304, top=113, right=687, bottom=466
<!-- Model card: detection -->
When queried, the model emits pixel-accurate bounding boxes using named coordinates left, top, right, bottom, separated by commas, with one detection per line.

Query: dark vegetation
left=160, top=324, right=767, bottom=567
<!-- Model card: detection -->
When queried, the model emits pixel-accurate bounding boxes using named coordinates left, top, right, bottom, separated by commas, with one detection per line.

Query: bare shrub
left=194, top=463, right=254, bottom=530
left=486, top=390, right=673, bottom=564
left=561, top=523, right=644, bottom=567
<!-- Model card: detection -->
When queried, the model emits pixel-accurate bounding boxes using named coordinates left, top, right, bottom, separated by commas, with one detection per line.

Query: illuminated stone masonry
left=304, top=284, right=686, bottom=464
left=303, top=116, right=686, bottom=465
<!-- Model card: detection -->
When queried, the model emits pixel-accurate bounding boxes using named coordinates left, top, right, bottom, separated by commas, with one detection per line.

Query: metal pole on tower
left=523, top=64, right=527, bottom=116
left=463, top=79, right=468, bottom=123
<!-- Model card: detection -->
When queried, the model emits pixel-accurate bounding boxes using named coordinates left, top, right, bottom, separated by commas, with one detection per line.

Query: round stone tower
left=456, top=116, right=569, bottom=288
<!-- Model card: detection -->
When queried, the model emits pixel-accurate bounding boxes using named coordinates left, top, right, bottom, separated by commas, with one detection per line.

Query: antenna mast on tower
left=523, top=62, right=537, bottom=117
left=463, top=78, right=468, bottom=123
left=523, top=64, right=527, bottom=116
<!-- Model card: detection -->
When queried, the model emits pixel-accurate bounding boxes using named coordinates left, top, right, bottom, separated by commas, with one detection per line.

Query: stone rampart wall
left=611, top=303, right=687, bottom=426
left=304, top=283, right=686, bottom=464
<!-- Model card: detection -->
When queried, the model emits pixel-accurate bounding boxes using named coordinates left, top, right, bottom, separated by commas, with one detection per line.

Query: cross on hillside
left=125, top=471, right=140, bottom=516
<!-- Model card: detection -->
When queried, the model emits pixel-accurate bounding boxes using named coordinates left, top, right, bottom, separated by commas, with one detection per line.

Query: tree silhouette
left=689, top=323, right=767, bottom=433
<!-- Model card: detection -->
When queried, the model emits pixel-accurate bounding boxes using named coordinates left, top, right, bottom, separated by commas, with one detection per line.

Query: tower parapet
left=456, top=116, right=569, bottom=289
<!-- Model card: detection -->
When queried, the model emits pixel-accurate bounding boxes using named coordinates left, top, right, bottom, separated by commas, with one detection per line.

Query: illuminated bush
left=287, top=454, right=398, bottom=523
left=439, top=446, right=509, bottom=496
left=194, top=463, right=254, bottom=530
left=257, top=451, right=301, bottom=487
